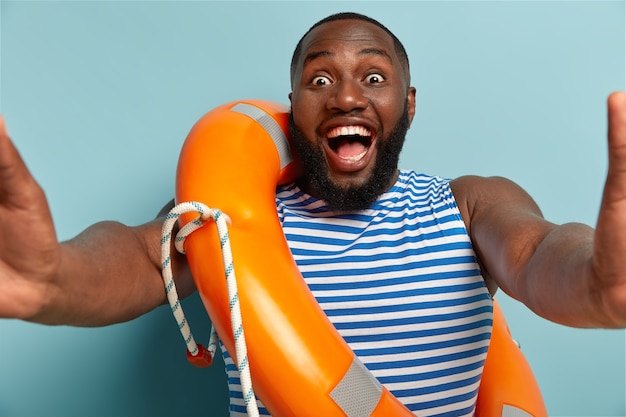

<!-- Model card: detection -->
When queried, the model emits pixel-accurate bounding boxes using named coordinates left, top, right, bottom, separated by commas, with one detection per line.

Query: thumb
left=0, top=114, right=40, bottom=205
left=0, top=114, right=21, bottom=171
left=603, top=91, right=626, bottom=205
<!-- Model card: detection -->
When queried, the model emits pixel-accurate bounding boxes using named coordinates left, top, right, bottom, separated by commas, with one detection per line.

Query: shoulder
left=449, top=175, right=556, bottom=295
left=449, top=175, right=542, bottom=231
left=450, top=174, right=530, bottom=200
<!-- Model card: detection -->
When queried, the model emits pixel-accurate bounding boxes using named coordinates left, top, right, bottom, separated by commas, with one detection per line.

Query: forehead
left=298, top=19, right=398, bottom=67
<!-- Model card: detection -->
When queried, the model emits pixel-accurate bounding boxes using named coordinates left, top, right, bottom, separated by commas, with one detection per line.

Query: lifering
left=476, top=300, right=547, bottom=416
left=175, top=99, right=547, bottom=417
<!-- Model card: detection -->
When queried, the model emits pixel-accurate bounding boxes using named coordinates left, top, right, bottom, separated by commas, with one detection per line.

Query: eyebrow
left=358, top=47, right=392, bottom=62
left=303, top=47, right=393, bottom=67
left=303, top=50, right=333, bottom=67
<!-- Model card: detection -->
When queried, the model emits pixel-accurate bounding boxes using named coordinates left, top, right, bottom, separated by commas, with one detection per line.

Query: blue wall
left=1, top=1, right=624, bottom=416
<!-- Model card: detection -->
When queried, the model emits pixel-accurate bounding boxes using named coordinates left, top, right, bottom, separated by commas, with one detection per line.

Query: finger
left=0, top=114, right=8, bottom=136
left=602, top=91, right=626, bottom=204
left=0, top=114, right=22, bottom=172
left=0, top=115, right=40, bottom=205
left=608, top=91, right=626, bottom=154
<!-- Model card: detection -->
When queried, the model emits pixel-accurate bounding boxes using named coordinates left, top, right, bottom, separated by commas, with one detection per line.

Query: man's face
left=289, top=19, right=416, bottom=210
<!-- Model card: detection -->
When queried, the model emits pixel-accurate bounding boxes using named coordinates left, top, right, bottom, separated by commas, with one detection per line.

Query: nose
left=327, top=78, right=368, bottom=113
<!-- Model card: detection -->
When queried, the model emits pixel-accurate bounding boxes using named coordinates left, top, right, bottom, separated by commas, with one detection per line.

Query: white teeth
left=340, top=149, right=368, bottom=162
left=327, top=125, right=371, bottom=138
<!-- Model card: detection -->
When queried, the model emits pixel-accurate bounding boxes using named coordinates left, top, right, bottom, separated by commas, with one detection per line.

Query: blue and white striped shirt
left=223, top=170, right=493, bottom=416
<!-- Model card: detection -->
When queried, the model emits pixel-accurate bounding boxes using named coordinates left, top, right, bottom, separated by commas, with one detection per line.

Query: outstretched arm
left=0, top=116, right=194, bottom=326
left=453, top=91, right=626, bottom=328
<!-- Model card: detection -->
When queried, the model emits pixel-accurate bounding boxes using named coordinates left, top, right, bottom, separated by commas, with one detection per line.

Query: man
left=1, top=11, right=625, bottom=416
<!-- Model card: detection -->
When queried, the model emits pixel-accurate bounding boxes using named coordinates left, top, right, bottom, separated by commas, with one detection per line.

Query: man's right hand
left=0, top=115, right=62, bottom=320
left=0, top=116, right=195, bottom=326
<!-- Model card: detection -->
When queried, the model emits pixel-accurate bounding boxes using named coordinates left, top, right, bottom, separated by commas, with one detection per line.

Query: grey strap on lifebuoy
left=502, top=405, right=534, bottom=417
left=231, top=102, right=293, bottom=170
left=330, top=356, right=383, bottom=417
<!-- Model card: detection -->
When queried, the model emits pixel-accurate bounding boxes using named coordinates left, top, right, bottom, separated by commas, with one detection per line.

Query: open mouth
left=326, top=125, right=373, bottom=162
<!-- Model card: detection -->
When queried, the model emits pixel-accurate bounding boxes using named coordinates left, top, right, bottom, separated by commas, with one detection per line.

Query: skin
left=0, top=18, right=626, bottom=330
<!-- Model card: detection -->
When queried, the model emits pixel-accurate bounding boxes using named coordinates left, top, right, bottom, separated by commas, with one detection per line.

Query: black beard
left=288, top=107, right=410, bottom=212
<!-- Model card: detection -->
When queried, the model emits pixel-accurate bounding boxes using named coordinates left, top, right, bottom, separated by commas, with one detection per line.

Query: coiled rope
left=161, top=201, right=259, bottom=417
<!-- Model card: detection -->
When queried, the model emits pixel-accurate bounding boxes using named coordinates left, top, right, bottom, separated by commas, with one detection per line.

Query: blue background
left=0, top=1, right=625, bottom=416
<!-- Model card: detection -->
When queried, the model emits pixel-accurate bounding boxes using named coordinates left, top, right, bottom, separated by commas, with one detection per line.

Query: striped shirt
left=223, top=170, right=493, bottom=416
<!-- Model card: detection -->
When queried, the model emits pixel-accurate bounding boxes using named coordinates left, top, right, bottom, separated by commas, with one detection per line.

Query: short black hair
left=290, top=12, right=410, bottom=87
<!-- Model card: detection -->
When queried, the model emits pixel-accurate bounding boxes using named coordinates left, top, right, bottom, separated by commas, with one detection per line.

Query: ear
left=288, top=92, right=293, bottom=105
left=406, top=87, right=416, bottom=126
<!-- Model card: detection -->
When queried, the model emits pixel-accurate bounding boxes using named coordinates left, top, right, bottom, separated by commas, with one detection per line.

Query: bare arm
left=452, top=92, right=626, bottom=328
left=0, top=116, right=194, bottom=326
left=452, top=175, right=601, bottom=327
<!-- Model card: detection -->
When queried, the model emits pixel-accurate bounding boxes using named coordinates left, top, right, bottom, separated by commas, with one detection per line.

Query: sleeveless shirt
left=222, top=170, right=493, bottom=416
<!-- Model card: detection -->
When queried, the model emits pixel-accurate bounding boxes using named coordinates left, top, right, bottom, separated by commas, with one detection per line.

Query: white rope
left=161, top=201, right=259, bottom=417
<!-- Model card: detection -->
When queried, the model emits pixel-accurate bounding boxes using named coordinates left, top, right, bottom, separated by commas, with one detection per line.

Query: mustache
left=286, top=107, right=410, bottom=212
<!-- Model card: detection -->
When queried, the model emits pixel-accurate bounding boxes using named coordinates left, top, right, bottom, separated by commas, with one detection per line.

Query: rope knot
left=160, top=200, right=259, bottom=417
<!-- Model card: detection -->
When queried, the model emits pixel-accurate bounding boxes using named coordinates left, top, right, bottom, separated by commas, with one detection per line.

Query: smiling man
left=1, top=11, right=626, bottom=417
left=289, top=14, right=415, bottom=211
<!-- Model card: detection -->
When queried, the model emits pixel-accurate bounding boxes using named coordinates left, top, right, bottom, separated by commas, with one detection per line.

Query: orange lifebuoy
left=176, top=99, right=547, bottom=416
left=477, top=300, right=548, bottom=417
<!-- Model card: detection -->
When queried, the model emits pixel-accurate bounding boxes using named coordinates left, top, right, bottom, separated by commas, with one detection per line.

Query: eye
left=311, top=75, right=331, bottom=86
left=365, top=73, right=385, bottom=84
